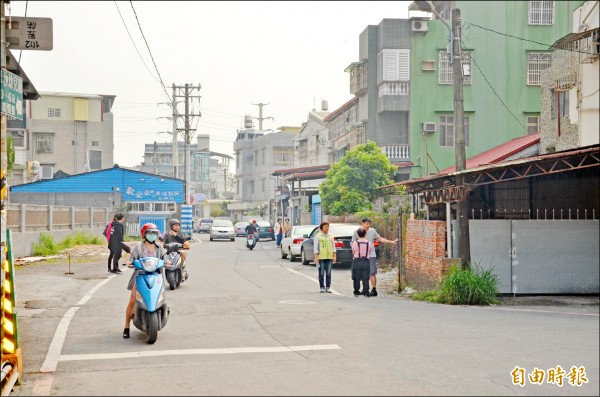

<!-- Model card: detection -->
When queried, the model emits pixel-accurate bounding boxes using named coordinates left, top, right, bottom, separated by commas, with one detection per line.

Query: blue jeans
left=276, top=233, right=283, bottom=246
left=318, top=259, right=333, bottom=288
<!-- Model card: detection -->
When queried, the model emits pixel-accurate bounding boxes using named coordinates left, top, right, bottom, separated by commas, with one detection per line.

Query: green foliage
left=33, top=233, right=60, bottom=256
left=411, top=264, right=500, bottom=305
left=320, top=142, right=395, bottom=215
left=33, top=231, right=104, bottom=256
left=210, top=208, right=227, bottom=217
left=7, top=136, right=15, bottom=172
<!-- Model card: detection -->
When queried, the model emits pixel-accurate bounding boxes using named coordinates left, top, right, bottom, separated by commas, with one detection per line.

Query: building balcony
left=378, top=81, right=410, bottom=97
left=345, top=61, right=368, bottom=96
left=380, top=144, right=410, bottom=161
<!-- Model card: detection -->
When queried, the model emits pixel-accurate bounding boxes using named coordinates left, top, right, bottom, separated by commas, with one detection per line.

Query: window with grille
left=528, top=1, right=555, bottom=25
left=527, top=116, right=540, bottom=134
left=10, top=130, right=26, bottom=148
left=551, top=90, right=569, bottom=119
left=47, top=108, right=61, bottom=118
left=527, top=52, right=553, bottom=85
left=438, top=51, right=472, bottom=85
left=35, top=133, right=54, bottom=153
left=89, top=150, right=102, bottom=170
left=439, top=115, right=470, bottom=147
left=274, top=148, right=293, bottom=166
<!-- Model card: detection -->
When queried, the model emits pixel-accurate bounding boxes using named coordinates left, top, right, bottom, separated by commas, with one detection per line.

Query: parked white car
left=280, top=224, right=318, bottom=262
left=209, top=219, right=235, bottom=241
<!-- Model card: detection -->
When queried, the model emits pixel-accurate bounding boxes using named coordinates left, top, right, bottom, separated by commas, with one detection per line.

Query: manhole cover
left=279, top=300, right=317, bottom=305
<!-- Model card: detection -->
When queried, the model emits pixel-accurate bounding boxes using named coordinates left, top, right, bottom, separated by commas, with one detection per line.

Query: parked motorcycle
left=246, top=233, right=257, bottom=250
left=165, top=241, right=190, bottom=290
left=131, top=252, right=171, bottom=344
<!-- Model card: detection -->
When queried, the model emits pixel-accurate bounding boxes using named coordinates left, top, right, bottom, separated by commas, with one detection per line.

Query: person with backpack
left=107, top=213, right=131, bottom=274
left=351, top=227, right=373, bottom=297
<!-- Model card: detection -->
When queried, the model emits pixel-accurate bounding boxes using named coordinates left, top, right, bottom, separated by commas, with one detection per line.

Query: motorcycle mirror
left=166, top=242, right=182, bottom=253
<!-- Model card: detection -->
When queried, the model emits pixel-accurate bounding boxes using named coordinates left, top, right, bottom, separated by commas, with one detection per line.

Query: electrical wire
left=17, top=1, right=28, bottom=64
left=114, top=1, right=160, bottom=84
left=128, top=1, right=172, bottom=103
left=464, top=21, right=598, bottom=56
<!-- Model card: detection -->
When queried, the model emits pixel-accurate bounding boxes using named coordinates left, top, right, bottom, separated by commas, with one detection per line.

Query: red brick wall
left=405, top=220, right=456, bottom=290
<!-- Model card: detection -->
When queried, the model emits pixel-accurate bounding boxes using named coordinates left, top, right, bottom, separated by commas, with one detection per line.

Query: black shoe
left=354, top=291, right=360, bottom=297
left=115, top=269, right=123, bottom=274
left=123, top=328, right=130, bottom=339
left=370, top=288, right=378, bottom=297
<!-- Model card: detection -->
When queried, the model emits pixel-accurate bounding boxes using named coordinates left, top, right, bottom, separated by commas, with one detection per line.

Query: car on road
left=195, top=218, right=213, bottom=233
left=257, top=221, right=275, bottom=241
left=209, top=219, right=235, bottom=241
left=299, top=223, right=380, bottom=267
left=234, top=221, right=250, bottom=236
left=280, top=224, right=318, bottom=262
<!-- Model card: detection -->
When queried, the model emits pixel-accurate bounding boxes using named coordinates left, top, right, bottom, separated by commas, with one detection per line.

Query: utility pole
left=172, top=83, right=201, bottom=204
left=452, top=8, right=471, bottom=268
left=172, top=84, right=178, bottom=179
left=153, top=141, right=158, bottom=175
left=251, top=102, right=274, bottom=131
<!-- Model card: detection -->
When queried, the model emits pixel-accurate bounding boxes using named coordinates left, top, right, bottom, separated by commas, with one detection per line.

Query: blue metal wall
left=10, top=166, right=184, bottom=203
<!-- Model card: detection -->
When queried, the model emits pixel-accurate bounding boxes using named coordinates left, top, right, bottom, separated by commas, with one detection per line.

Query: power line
left=464, top=21, right=598, bottom=56
left=113, top=1, right=160, bottom=84
left=128, top=1, right=172, bottom=103
left=465, top=48, right=527, bottom=132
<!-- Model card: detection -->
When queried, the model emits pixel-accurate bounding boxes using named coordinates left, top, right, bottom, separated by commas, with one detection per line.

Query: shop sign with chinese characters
left=1, top=69, right=23, bottom=120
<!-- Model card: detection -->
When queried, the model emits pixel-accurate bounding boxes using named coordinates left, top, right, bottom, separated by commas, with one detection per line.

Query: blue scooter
left=131, top=247, right=174, bottom=344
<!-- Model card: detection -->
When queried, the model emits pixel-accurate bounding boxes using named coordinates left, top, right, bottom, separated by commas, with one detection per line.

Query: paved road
left=9, top=234, right=599, bottom=396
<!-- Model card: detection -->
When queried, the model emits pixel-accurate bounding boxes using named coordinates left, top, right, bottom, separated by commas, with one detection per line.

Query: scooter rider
left=160, top=219, right=190, bottom=261
left=245, top=220, right=258, bottom=248
left=124, top=223, right=169, bottom=339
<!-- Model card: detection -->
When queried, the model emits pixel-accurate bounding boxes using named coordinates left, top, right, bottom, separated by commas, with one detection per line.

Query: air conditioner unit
left=412, top=20, right=428, bottom=32
left=421, top=122, right=436, bottom=134
left=40, top=165, right=54, bottom=179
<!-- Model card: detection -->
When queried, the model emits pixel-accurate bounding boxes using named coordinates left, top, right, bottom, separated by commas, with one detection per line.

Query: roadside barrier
left=1, top=229, right=21, bottom=395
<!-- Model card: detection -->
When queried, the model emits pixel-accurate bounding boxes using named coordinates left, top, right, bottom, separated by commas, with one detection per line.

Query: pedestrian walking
left=351, top=217, right=397, bottom=297
left=351, top=227, right=373, bottom=297
left=107, top=213, right=131, bottom=274
left=313, top=221, right=336, bottom=293
left=283, top=218, right=292, bottom=237
left=274, top=218, right=283, bottom=248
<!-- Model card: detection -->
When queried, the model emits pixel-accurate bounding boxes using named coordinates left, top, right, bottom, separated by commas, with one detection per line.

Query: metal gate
left=455, top=220, right=599, bottom=294
left=138, top=217, right=167, bottom=235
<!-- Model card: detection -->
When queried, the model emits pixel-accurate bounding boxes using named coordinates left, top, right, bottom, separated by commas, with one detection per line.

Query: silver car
left=280, top=224, right=318, bottom=262
left=209, top=220, right=235, bottom=241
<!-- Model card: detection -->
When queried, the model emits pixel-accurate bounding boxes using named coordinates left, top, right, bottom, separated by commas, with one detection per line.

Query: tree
left=320, top=142, right=396, bottom=215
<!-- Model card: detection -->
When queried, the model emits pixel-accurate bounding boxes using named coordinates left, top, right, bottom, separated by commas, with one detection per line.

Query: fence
left=6, top=204, right=111, bottom=258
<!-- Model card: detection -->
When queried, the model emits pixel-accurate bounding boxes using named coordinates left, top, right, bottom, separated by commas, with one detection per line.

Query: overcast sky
left=10, top=1, right=416, bottom=167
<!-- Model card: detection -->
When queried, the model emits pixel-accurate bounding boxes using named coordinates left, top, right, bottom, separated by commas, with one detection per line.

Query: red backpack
left=104, top=223, right=112, bottom=242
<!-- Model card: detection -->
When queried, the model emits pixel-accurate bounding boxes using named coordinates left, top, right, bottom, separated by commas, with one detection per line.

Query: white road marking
left=40, top=275, right=117, bottom=373
left=58, top=344, right=341, bottom=362
left=286, top=268, right=344, bottom=296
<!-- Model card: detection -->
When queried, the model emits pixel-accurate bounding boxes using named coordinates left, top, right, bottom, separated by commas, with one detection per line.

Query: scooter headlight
left=138, top=257, right=159, bottom=272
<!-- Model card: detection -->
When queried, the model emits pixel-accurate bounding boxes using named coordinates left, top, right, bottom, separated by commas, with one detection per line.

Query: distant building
left=233, top=126, right=300, bottom=220
left=293, top=100, right=331, bottom=167
left=139, top=134, right=234, bottom=206
left=8, top=91, right=116, bottom=185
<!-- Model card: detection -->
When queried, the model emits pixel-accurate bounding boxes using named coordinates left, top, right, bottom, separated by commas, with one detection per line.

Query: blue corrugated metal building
left=10, top=165, right=184, bottom=234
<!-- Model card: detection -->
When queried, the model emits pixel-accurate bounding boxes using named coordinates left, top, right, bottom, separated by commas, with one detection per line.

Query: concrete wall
left=8, top=227, right=106, bottom=258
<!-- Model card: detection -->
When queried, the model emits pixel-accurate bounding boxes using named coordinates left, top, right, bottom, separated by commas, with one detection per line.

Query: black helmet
left=168, top=219, right=181, bottom=230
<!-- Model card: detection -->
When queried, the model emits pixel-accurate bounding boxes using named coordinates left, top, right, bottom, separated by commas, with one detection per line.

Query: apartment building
left=233, top=126, right=300, bottom=209
left=8, top=92, right=115, bottom=185
left=408, top=0, right=580, bottom=178
left=539, top=0, right=599, bottom=153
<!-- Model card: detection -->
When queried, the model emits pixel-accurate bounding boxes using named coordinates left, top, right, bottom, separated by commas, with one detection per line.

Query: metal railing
left=7, top=204, right=110, bottom=232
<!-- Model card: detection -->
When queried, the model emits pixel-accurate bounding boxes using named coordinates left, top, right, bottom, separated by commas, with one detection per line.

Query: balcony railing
left=378, top=81, right=410, bottom=97
left=380, top=144, right=410, bottom=160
